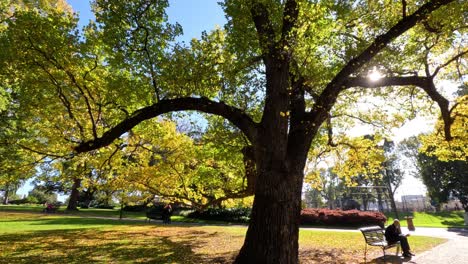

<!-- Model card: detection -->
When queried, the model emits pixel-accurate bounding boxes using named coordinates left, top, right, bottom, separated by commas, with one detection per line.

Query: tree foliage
left=418, top=153, right=468, bottom=211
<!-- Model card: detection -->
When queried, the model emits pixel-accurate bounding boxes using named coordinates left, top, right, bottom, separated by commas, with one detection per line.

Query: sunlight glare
left=368, top=67, right=383, bottom=81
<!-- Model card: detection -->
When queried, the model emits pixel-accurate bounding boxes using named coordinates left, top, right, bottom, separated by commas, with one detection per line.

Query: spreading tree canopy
left=1, top=0, right=467, bottom=263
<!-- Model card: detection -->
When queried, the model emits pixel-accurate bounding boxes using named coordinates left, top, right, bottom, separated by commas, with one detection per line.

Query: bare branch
left=344, top=76, right=428, bottom=88
left=432, top=49, right=468, bottom=77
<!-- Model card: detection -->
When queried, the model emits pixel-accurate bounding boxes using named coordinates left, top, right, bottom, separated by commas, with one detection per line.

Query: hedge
left=300, top=208, right=386, bottom=227
left=187, top=207, right=251, bottom=223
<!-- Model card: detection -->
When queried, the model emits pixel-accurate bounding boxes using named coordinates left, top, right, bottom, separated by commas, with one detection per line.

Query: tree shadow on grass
left=441, top=220, right=465, bottom=228
left=0, top=227, right=224, bottom=264
left=30, top=217, right=143, bottom=226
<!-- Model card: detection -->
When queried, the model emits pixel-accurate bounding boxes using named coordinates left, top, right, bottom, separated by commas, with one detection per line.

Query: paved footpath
left=405, top=227, right=468, bottom=264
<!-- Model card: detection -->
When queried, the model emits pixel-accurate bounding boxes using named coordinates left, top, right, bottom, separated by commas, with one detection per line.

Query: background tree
left=115, top=119, right=252, bottom=210
left=418, top=153, right=468, bottom=213
left=401, top=134, right=467, bottom=217
left=380, top=140, right=405, bottom=217
left=1, top=1, right=466, bottom=263
left=27, top=185, right=58, bottom=204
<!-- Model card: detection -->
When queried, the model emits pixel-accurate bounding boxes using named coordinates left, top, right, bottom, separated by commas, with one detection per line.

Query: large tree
left=1, top=0, right=467, bottom=263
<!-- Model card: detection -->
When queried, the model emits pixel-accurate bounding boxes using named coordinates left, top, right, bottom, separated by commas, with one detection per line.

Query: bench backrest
left=359, top=226, right=386, bottom=245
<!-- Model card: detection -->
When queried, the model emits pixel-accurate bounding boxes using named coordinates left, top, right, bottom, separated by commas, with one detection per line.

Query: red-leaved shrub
left=300, top=208, right=386, bottom=227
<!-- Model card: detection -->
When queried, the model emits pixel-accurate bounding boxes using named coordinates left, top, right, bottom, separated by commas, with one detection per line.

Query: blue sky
left=67, top=0, right=226, bottom=42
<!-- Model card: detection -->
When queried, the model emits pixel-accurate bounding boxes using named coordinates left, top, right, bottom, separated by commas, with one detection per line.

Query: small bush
left=187, top=207, right=251, bottom=223
left=7, top=198, right=30, bottom=205
left=301, top=208, right=386, bottom=227
left=93, top=205, right=115, bottom=209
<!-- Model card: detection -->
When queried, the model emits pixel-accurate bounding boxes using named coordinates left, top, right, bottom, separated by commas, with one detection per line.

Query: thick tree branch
left=75, top=97, right=258, bottom=153
left=281, top=0, right=299, bottom=46
left=250, top=1, right=277, bottom=60
left=424, top=80, right=452, bottom=140
left=344, top=76, right=429, bottom=88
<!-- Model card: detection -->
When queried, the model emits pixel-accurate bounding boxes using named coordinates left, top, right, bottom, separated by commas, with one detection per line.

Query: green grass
left=0, top=212, right=139, bottom=233
left=0, top=212, right=446, bottom=263
left=385, top=211, right=466, bottom=228
left=0, top=204, right=147, bottom=219
left=0, top=204, right=240, bottom=225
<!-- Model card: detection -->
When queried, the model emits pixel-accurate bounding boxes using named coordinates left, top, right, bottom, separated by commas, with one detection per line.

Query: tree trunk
left=377, top=189, right=384, bottom=212
left=361, top=194, right=368, bottom=211
left=67, top=178, right=81, bottom=211
left=234, top=167, right=303, bottom=264
left=387, top=183, right=404, bottom=219
left=2, top=183, right=9, bottom=205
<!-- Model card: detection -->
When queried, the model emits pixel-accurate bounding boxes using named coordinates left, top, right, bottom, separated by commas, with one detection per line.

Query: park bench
left=359, top=226, right=400, bottom=261
left=145, top=209, right=164, bottom=222
left=43, top=205, right=58, bottom=213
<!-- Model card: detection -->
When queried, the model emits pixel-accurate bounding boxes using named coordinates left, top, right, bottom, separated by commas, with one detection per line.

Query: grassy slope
left=385, top=211, right=466, bottom=228
left=0, top=212, right=446, bottom=264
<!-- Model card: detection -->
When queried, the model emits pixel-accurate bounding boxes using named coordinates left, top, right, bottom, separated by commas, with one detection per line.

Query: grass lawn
left=0, top=204, right=242, bottom=225
left=385, top=211, right=466, bottom=228
left=0, top=212, right=445, bottom=264
left=0, top=204, right=146, bottom=219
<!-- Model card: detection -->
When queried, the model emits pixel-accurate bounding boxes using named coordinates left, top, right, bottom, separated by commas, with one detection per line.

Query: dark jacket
left=385, top=224, right=401, bottom=242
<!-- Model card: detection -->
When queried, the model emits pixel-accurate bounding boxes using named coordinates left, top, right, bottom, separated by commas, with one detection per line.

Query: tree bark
left=234, top=160, right=304, bottom=264
left=67, top=178, right=81, bottom=211
left=377, top=189, right=384, bottom=212
left=388, top=190, right=399, bottom=219
left=2, top=186, right=9, bottom=205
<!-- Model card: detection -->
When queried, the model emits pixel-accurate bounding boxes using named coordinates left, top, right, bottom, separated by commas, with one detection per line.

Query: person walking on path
left=162, top=203, right=172, bottom=224
left=385, top=219, right=415, bottom=258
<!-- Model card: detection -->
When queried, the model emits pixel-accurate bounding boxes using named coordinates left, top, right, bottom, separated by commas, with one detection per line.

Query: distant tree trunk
left=388, top=190, right=399, bottom=219
left=82, top=187, right=96, bottom=208
left=361, top=194, right=369, bottom=211
left=119, top=200, right=124, bottom=220
left=327, top=185, right=335, bottom=209
left=103, top=190, right=113, bottom=206
left=2, top=185, right=9, bottom=205
left=377, top=189, right=384, bottom=212
left=67, top=178, right=81, bottom=210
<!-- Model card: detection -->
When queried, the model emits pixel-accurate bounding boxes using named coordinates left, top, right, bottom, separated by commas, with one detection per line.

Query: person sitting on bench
left=385, top=219, right=415, bottom=258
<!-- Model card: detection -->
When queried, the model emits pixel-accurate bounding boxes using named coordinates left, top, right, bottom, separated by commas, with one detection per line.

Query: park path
left=405, top=227, right=468, bottom=264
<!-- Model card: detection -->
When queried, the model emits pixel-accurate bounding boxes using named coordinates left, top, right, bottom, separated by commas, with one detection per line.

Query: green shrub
left=123, top=204, right=148, bottom=212
left=187, top=207, right=251, bottom=223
